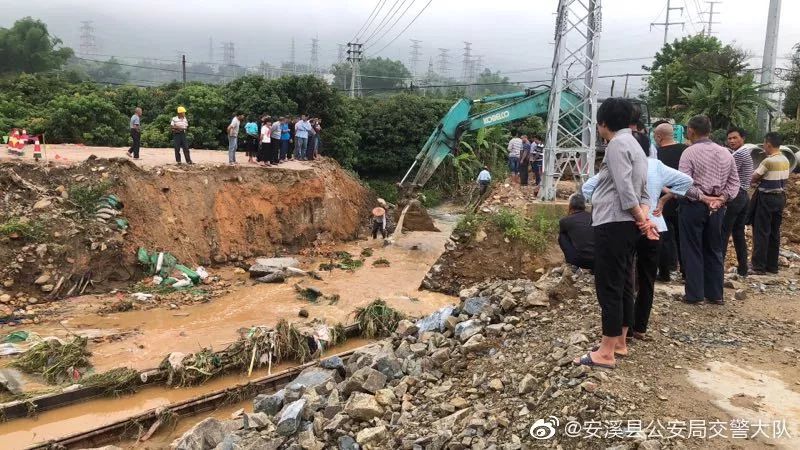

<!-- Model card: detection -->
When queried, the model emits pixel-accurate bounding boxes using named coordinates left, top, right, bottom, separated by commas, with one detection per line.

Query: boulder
left=276, top=399, right=307, bottom=436
left=344, top=392, right=383, bottom=421
left=254, top=389, right=286, bottom=415
left=254, top=257, right=300, bottom=269
left=395, top=319, right=418, bottom=336
left=356, top=425, right=387, bottom=446
left=350, top=366, right=387, bottom=394
left=462, top=297, right=490, bottom=316
left=320, top=356, right=345, bottom=372
left=337, top=435, right=359, bottom=450
left=518, top=374, right=537, bottom=395
left=374, top=388, right=397, bottom=406
left=415, top=306, right=455, bottom=335
left=292, top=367, right=339, bottom=394
left=346, top=343, right=402, bottom=380
left=255, top=272, right=286, bottom=283
left=454, top=319, right=483, bottom=342
left=171, top=417, right=225, bottom=450
left=462, top=334, right=489, bottom=353
left=242, top=412, right=272, bottom=430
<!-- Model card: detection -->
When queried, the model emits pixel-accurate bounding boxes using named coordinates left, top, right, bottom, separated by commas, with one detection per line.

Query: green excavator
left=399, top=87, right=585, bottom=191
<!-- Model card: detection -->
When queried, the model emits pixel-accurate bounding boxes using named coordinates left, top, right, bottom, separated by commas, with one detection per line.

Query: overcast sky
left=2, top=0, right=798, bottom=95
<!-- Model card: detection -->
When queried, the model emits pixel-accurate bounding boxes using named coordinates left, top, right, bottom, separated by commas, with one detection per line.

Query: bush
left=420, top=189, right=443, bottom=208
left=69, top=180, right=113, bottom=216
left=454, top=212, right=482, bottom=236
left=490, top=208, right=560, bottom=252
left=44, top=93, right=127, bottom=145
left=0, top=218, right=45, bottom=241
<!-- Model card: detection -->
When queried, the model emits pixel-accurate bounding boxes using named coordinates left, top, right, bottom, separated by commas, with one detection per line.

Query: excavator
left=399, top=87, right=584, bottom=192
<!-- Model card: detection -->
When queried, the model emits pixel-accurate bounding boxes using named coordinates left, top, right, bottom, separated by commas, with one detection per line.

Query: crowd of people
left=127, top=106, right=323, bottom=166
left=506, top=134, right=544, bottom=187
left=553, top=97, right=791, bottom=370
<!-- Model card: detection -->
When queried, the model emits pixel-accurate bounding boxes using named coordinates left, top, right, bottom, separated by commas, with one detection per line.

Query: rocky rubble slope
left=169, top=263, right=800, bottom=450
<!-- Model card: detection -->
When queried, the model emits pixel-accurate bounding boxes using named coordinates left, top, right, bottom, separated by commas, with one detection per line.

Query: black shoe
left=767, top=269, right=779, bottom=274
left=707, top=298, right=725, bottom=305
left=751, top=269, right=766, bottom=275
left=681, top=296, right=703, bottom=305
left=187, top=161, right=195, bottom=165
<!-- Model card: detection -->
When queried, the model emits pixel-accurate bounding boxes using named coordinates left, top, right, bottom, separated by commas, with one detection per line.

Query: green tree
left=85, top=57, right=129, bottom=84
left=332, top=57, right=411, bottom=93
left=781, top=44, right=800, bottom=120
left=43, top=93, right=127, bottom=145
left=0, top=17, right=73, bottom=74
left=473, top=69, right=519, bottom=96
left=679, top=72, right=769, bottom=131
left=644, top=35, right=723, bottom=116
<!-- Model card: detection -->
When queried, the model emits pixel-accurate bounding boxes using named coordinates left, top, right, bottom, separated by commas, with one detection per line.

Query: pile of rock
left=170, top=266, right=590, bottom=450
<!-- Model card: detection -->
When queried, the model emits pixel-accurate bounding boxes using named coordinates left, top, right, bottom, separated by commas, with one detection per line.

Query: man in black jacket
left=559, top=194, right=594, bottom=270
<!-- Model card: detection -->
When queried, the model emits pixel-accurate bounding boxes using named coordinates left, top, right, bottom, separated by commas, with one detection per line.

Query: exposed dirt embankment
left=120, top=159, right=372, bottom=266
left=0, top=158, right=373, bottom=310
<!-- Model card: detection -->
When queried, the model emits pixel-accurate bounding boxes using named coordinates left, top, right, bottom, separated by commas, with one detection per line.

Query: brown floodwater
left=0, top=211, right=459, bottom=448
left=0, top=339, right=369, bottom=449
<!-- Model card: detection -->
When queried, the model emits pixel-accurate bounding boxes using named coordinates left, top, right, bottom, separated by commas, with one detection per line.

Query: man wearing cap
left=372, top=204, right=387, bottom=239
left=170, top=107, right=192, bottom=164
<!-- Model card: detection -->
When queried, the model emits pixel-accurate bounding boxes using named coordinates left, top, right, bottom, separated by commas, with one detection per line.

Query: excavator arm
left=400, top=88, right=582, bottom=190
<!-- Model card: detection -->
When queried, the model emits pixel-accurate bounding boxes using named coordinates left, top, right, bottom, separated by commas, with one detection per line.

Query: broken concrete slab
left=254, top=257, right=300, bottom=269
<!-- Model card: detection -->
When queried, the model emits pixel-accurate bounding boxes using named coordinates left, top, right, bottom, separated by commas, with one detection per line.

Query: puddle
left=687, top=361, right=800, bottom=448
left=18, top=214, right=459, bottom=373
left=0, top=339, right=369, bottom=449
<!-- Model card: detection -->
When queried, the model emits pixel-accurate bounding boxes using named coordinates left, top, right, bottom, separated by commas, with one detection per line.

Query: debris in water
left=353, top=299, right=406, bottom=338
left=372, top=257, right=391, bottom=267
left=13, top=337, right=92, bottom=384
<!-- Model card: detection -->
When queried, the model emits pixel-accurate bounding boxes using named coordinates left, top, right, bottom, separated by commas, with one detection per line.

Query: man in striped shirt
left=722, top=127, right=754, bottom=277
left=678, top=115, right=740, bottom=304
left=750, top=132, right=790, bottom=274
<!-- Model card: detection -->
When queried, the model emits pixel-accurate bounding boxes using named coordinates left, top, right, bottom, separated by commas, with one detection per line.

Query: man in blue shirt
left=294, top=114, right=313, bottom=161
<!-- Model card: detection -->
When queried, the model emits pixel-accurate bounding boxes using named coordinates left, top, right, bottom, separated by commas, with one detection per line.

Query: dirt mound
left=781, top=174, right=800, bottom=249
left=0, top=158, right=373, bottom=310
left=422, top=219, right=563, bottom=295
left=395, top=199, right=439, bottom=232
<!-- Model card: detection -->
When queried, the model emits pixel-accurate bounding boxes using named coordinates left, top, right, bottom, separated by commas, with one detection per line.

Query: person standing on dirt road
left=750, top=132, right=790, bottom=275
left=678, top=115, right=740, bottom=305
left=280, top=117, right=291, bottom=162
left=519, top=135, right=531, bottom=186
left=476, top=165, right=492, bottom=197
left=127, top=107, right=142, bottom=160
left=258, top=117, right=272, bottom=167
left=722, top=127, right=754, bottom=277
left=573, top=97, right=656, bottom=370
left=170, top=106, right=192, bottom=164
left=227, top=112, right=244, bottom=165
left=245, top=116, right=259, bottom=164
left=270, top=116, right=282, bottom=165
left=507, top=133, right=523, bottom=183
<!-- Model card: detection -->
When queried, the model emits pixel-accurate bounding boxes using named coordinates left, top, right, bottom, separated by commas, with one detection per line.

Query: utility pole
left=346, top=41, right=364, bottom=98
left=703, top=1, right=721, bottom=36
left=610, top=79, right=615, bottom=96
left=758, top=0, right=781, bottom=135
left=623, top=74, right=630, bottom=97
left=650, top=0, right=684, bottom=45
left=79, top=21, right=97, bottom=56
left=410, top=39, right=422, bottom=79
left=181, top=54, right=187, bottom=86
left=310, top=37, right=319, bottom=74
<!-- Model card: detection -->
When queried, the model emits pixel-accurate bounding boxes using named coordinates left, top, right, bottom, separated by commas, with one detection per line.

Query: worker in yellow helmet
left=170, top=106, right=192, bottom=164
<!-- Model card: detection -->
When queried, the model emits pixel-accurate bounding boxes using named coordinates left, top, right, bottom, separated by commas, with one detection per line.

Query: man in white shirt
left=170, top=106, right=192, bottom=164
left=507, top=134, right=523, bottom=183
left=476, top=166, right=491, bottom=197
left=227, top=112, right=244, bottom=165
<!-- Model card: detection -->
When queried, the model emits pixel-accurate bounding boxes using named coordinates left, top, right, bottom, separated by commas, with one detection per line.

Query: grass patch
left=353, top=299, right=406, bottom=338
left=68, top=180, right=113, bottom=216
left=13, top=337, right=92, bottom=384
left=360, top=247, right=374, bottom=257
left=372, top=257, right=391, bottom=267
left=454, top=212, right=482, bottom=236
left=490, top=208, right=560, bottom=252
left=0, top=218, right=45, bottom=241
left=319, top=251, right=365, bottom=272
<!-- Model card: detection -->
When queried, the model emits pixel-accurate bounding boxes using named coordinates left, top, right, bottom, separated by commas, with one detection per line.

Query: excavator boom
left=400, top=88, right=583, bottom=190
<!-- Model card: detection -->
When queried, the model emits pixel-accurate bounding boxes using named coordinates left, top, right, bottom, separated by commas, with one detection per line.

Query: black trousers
left=633, top=235, right=660, bottom=333
left=372, top=221, right=386, bottom=239
left=173, top=132, right=191, bottom=163
left=752, top=192, right=785, bottom=273
left=129, top=129, right=140, bottom=158
left=679, top=199, right=725, bottom=302
left=270, top=140, right=281, bottom=164
left=558, top=233, right=593, bottom=269
left=722, top=189, right=750, bottom=276
left=519, top=160, right=530, bottom=186
left=257, top=141, right=269, bottom=162
left=657, top=212, right=681, bottom=279
left=594, top=221, right=639, bottom=337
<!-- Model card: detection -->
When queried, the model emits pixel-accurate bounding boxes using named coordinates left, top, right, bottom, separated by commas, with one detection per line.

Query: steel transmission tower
left=461, top=42, right=472, bottom=82
left=347, top=42, right=364, bottom=98
left=337, top=44, right=345, bottom=63
left=410, top=39, right=422, bottom=79
left=291, top=37, right=296, bottom=73
left=79, top=21, right=97, bottom=56
left=703, top=1, right=721, bottom=36
left=758, top=0, right=782, bottom=134
left=539, top=0, right=602, bottom=201
left=310, top=38, right=320, bottom=74
left=436, top=48, right=450, bottom=79
left=221, top=42, right=236, bottom=66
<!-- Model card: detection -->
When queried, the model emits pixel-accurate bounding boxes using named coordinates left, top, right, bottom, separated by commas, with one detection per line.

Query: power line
left=650, top=0, right=685, bottom=45
left=370, top=0, right=434, bottom=56
left=73, top=56, right=233, bottom=78
left=361, top=0, right=404, bottom=45
left=364, top=0, right=418, bottom=51
left=352, top=0, right=386, bottom=42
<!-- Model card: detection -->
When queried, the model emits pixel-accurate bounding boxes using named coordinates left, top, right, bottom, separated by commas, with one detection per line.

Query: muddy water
left=0, top=211, right=459, bottom=448
left=21, top=212, right=458, bottom=373
left=0, top=339, right=369, bottom=449
left=687, top=361, right=800, bottom=449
